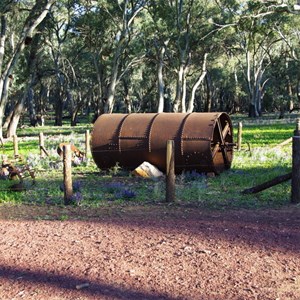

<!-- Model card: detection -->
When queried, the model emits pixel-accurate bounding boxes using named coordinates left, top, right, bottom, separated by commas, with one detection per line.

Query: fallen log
left=242, top=172, right=291, bottom=194
left=274, top=137, right=292, bottom=148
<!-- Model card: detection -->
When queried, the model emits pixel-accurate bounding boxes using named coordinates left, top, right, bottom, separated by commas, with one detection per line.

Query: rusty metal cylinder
left=91, top=112, right=234, bottom=174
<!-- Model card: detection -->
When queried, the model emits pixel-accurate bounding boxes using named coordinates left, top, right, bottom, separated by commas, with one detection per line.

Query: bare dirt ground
left=0, top=204, right=299, bottom=300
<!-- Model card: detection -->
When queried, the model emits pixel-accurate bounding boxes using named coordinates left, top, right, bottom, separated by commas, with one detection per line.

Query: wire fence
left=1, top=120, right=299, bottom=206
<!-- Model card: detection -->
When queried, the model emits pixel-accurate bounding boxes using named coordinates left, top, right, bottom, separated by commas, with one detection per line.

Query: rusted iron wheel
left=211, top=118, right=233, bottom=173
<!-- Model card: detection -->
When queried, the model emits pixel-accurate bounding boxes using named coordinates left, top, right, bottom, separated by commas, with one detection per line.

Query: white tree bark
left=0, top=0, right=56, bottom=138
left=187, top=53, right=208, bottom=113
left=0, top=16, right=6, bottom=76
left=104, top=1, right=146, bottom=113
left=157, top=41, right=168, bottom=113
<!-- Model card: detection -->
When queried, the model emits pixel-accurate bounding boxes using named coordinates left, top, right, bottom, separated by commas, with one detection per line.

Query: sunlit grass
left=233, top=123, right=294, bottom=147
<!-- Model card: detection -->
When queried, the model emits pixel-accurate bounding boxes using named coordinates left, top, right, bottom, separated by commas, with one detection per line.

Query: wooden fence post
left=166, top=140, right=175, bottom=202
left=237, top=122, right=243, bottom=151
left=291, top=119, right=300, bottom=204
left=13, top=135, right=19, bottom=158
left=63, top=144, right=73, bottom=205
left=85, top=129, right=90, bottom=158
left=39, top=132, right=45, bottom=157
left=39, top=132, right=49, bottom=157
left=294, top=118, right=300, bottom=136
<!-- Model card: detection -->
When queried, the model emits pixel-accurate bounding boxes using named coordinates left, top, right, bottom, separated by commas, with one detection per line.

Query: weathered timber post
left=166, top=140, right=175, bottom=202
left=291, top=119, right=300, bottom=204
left=13, top=135, right=19, bottom=158
left=63, top=144, right=73, bottom=205
left=294, top=118, right=300, bottom=136
left=39, top=132, right=49, bottom=157
left=237, top=122, right=243, bottom=151
left=39, top=132, right=45, bottom=157
left=85, top=129, right=90, bottom=158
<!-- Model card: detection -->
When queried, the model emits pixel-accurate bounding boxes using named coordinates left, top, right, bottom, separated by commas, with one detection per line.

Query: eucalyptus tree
left=144, top=1, right=172, bottom=112
left=151, top=0, right=210, bottom=112
left=41, top=0, right=81, bottom=126
left=71, top=1, right=115, bottom=118
left=131, top=59, right=158, bottom=112
left=73, top=0, right=149, bottom=114
left=240, top=6, right=281, bottom=117
left=5, top=26, right=44, bottom=137
left=274, top=7, right=300, bottom=111
left=146, top=0, right=234, bottom=113
left=215, top=0, right=298, bottom=117
left=0, top=0, right=56, bottom=138
left=99, top=1, right=148, bottom=113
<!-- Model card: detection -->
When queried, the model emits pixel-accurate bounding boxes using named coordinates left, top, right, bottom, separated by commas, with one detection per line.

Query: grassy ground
left=0, top=116, right=298, bottom=214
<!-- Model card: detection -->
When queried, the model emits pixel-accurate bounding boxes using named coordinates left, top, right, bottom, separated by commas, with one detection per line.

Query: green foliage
left=0, top=0, right=299, bottom=122
left=2, top=0, right=300, bottom=121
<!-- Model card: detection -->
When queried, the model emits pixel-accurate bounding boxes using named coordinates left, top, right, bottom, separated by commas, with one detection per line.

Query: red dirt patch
left=0, top=204, right=299, bottom=299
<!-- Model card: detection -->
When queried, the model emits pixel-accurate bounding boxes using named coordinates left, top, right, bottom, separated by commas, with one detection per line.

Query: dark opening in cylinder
left=91, top=112, right=234, bottom=174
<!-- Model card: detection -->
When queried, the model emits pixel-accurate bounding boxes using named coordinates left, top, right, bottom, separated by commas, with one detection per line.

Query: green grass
left=237, top=124, right=294, bottom=147
left=0, top=117, right=297, bottom=211
left=17, top=123, right=92, bottom=138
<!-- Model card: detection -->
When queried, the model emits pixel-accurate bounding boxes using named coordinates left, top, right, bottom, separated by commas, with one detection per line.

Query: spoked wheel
left=211, top=118, right=234, bottom=174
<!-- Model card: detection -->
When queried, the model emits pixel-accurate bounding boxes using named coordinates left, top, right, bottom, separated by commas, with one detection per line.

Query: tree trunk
left=105, top=45, right=121, bottom=113
left=173, top=61, right=185, bottom=112
left=71, top=109, right=78, bottom=126
left=248, top=104, right=257, bottom=118
left=123, top=79, right=131, bottom=113
left=55, top=93, right=63, bottom=126
left=245, top=48, right=269, bottom=118
left=181, top=71, right=187, bottom=113
left=246, top=50, right=258, bottom=117
left=6, top=101, right=23, bottom=138
left=124, top=95, right=131, bottom=114
left=6, top=76, right=35, bottom=136
left=0, top=76, right=11, bottom=135
left=7, top=25, right=44, bottom=133
left=3, top=107, right=14, bottom=130
left=27, top=87, right=37, bottom=126
left=37, top=83, right=48, bottom=120
left=157, top=42, right=168, bottom=113
left=0, top=0, right=56, bottom=138
left=187, top=53, right=208, bottom=113
left=205, top=72, right=212, bottom=112
left=0, top=16, right=7, bottom=76
left=93, top=53, right=104, bottom=115
left=285, top=60, right=293, bottom=111
left=66, top=89, right=77, bottom=126
left=55, top=105, right=63, bottom=126
left=233, top=68, right=240, bottom=113
left=103, top=2, right=146, bottom=114
left=0, top=104, right=5, bottom=138
left=54, top=68, right=65, bottom=123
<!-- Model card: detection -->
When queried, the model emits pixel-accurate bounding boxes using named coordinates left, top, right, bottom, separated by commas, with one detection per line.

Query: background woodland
left=1, top=0, right=300, bottom=138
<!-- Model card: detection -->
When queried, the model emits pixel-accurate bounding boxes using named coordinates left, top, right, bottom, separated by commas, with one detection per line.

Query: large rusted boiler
left=91, top=113, right=234, bottom=174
